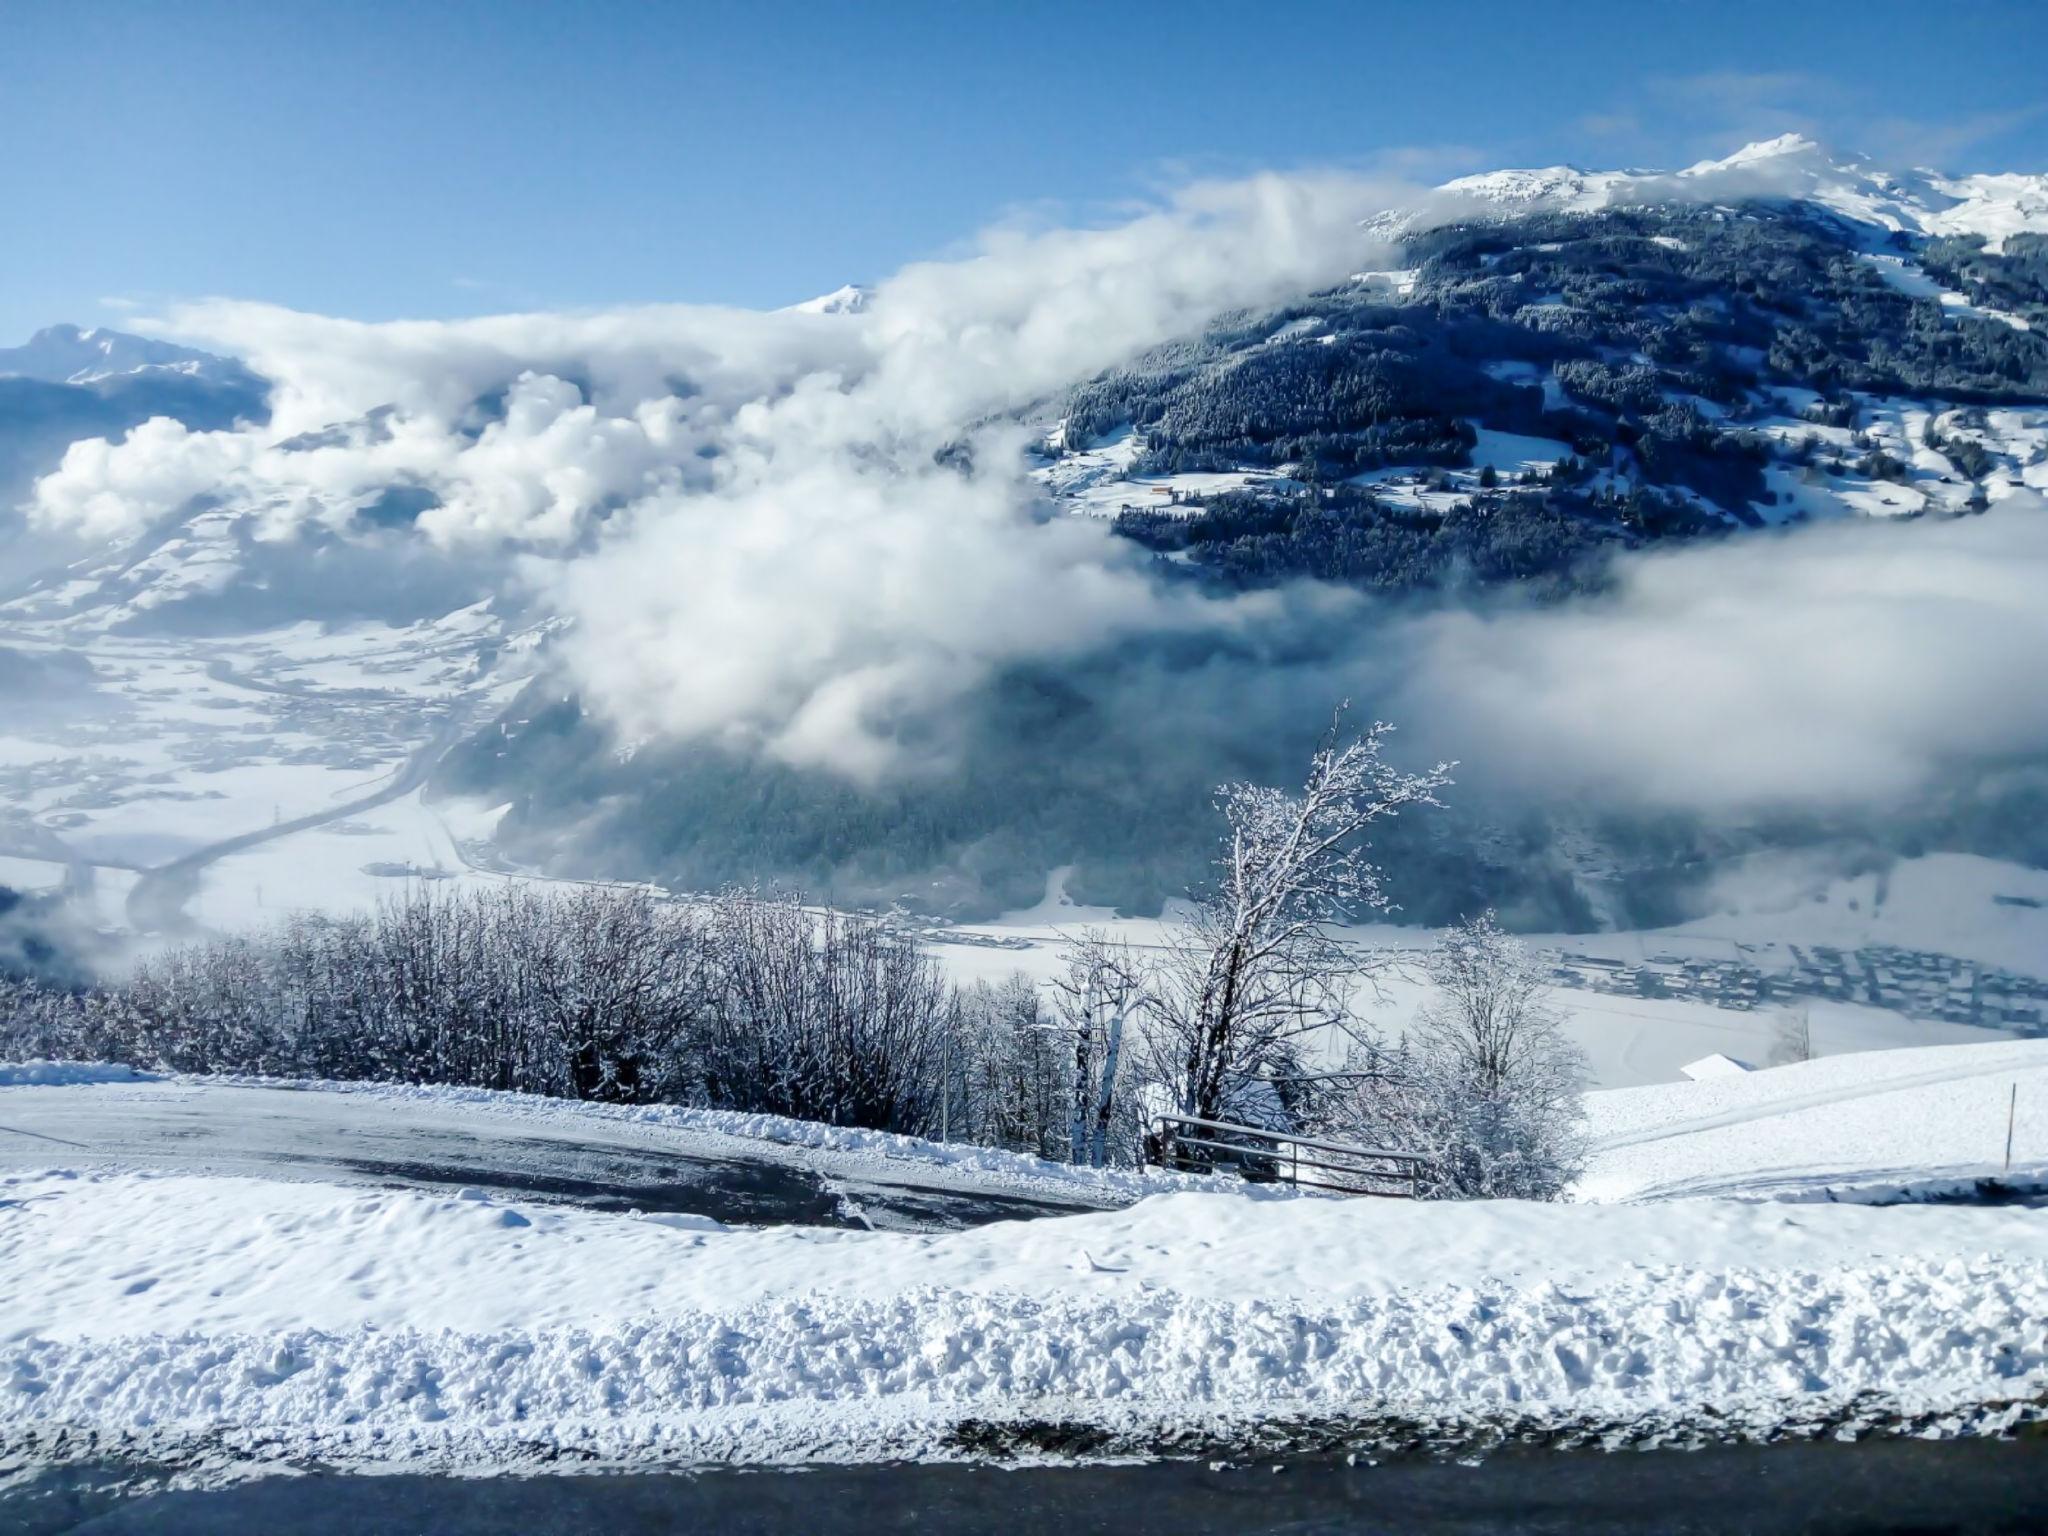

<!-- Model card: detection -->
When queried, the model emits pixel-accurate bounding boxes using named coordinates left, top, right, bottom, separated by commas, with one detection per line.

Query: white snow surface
left=6, top=1164, right=2046, bottom=1466
left=1581, top=1038, right=2048, bottom=1204
left=4, top=1046, right=2048, bottom=1467
left=1679, top=1053, right=1752, bottom=1081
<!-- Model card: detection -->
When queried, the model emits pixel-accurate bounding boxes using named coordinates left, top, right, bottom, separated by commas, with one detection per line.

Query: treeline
left=1415, top=208, right=2048, bottom=403
left=0, top=884, right=1148, bottom=1160
left=1063, top=324, right=1523, bottom=483
left=1921, top=233, right=2048, bottom=331
left=1112, top=478, right=1720, bottom=597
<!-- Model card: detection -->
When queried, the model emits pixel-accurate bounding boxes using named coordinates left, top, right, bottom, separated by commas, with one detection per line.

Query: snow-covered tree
left=695, top=890, right=953, bottom=1133
left=1368, top=912, right=1588, bottom=1200
left=951, top=972, right=1061, bottom=1153
left=1767, top=1005, right=1812, bottom=1067
left=1050, top=929, right=1146, bottom=1167
left=1143, top=710, right=1451, bottom=1125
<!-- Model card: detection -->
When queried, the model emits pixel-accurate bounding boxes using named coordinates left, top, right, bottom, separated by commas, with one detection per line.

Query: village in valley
left=1545, top=940, right=2048, bottom=1032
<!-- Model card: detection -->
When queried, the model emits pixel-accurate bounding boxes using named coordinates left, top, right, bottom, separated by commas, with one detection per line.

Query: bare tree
left=510, top=885, right=708, bottom=1101
left=696, top=891, right=952, bottom=1133
left=1051, top=929, right=1147, bottom=1166
left=1767, top=1005, right=1813, bottom=1068
left=1367, top=912, right=1588, bottom=1200
left=1144, top=711, right=1451, bottom=1125
left=954, top=971, right=1065, bottom=1157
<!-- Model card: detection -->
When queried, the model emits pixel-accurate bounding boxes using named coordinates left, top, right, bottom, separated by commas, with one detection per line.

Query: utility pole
left=2007, top=1083, right=2018, bottom=1174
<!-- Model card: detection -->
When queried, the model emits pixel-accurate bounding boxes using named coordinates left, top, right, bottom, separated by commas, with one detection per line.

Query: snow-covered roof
left=1680, top=1052, right=1755, bottom=1081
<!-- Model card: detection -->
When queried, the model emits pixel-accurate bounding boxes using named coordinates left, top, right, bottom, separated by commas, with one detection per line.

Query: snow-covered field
left=3, top=1043, right=2046, bottom=1471
left=1580, top=1038, right=2047, bottom=1203
left=0, top=600, right=531, bottom=937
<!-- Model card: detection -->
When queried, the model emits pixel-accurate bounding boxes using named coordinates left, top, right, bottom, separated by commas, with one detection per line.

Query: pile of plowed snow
left=5, top=1157, right=2047, bottom=1465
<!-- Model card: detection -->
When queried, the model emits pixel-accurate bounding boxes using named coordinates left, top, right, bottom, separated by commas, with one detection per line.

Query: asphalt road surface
left=7, top=1438, right=2044, bottom=1536
left=0, top=1079, right=1107, bottom=1232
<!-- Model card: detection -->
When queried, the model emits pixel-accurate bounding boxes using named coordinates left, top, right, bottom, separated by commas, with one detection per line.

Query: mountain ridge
left=1439, top=133, right=2048, bottom=252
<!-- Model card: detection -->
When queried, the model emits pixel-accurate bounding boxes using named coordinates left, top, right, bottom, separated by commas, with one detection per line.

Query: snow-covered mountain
left=0, top=323, right=257, bottom=389
left=786, top=283, right=873, bottom=315
left=1442, top=132, right=2048, bottom=252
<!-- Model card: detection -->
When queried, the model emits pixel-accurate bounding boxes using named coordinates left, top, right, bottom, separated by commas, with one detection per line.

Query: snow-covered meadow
left=931, top=852, right=2048, bottom=1091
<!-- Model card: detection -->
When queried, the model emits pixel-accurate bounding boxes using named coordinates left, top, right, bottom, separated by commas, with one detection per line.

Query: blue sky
left=2, top=0, right=2045, bottom=345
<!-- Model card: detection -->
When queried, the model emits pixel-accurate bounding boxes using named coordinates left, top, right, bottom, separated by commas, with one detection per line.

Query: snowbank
left=10, top=1261, right=2042, bottom=1468
left=5, top=1167, right=2046, bottom=1467
left=8, top=1045, right=2047, bottom=1468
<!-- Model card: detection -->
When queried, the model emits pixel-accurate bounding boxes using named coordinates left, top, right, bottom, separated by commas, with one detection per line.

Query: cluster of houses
left=1545, top=941, right=2048, bottom=1033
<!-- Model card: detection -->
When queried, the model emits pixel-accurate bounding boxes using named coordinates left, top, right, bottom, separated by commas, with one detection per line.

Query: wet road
left=6, top=1438, right=2044, bottom=1535
left=0, top=1080, right=1105, bottom=1232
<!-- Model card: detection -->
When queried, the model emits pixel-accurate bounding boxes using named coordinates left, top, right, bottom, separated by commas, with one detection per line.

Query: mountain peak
left=787, top=283, right=872, bottom=316
left=0, top=324, right=253, bottom=388
left=1717, top=132, right=1828, bottom=165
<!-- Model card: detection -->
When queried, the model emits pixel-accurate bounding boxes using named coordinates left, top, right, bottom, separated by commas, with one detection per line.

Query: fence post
left=2007, top=1082, right=2018, bottom=1174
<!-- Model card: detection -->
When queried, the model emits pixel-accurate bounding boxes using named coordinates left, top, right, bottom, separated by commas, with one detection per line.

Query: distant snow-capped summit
left=786, top=283, right=872, bottom=316
left=1442, top=135, right=2048, bottom=251
left=0, top=323, right=255, bottom=388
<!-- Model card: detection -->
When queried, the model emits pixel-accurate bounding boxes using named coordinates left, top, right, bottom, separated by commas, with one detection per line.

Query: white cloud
left=549, top=171, right=1411, bottom=773
left=1383, top=505, right=2048, bottom=814
left=29, top=169, right=1412, bottom=775
left=31, top=417, right=259, bottom=542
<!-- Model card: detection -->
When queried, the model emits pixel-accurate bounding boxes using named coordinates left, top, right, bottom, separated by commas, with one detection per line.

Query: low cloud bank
left=27, top=171, right=1408, bottom=774
left=1383, top=504, right=2048, bottom=815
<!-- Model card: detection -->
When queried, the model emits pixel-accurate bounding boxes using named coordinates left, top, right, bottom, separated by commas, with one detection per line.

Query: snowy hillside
left=1581, top=1037, right=2048, bottom=1202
